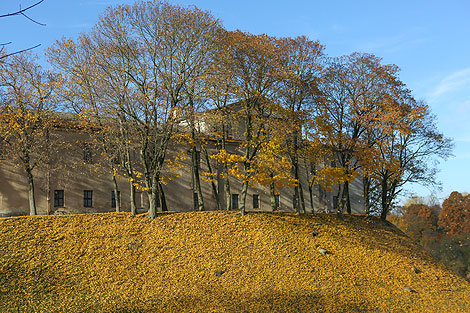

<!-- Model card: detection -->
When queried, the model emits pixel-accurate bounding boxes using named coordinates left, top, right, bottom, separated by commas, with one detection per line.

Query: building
left=0, top=108, right=366, bottom=216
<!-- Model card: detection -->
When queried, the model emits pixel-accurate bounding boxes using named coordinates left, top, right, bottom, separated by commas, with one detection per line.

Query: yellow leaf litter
left=0, top=211, right=469, bottom=312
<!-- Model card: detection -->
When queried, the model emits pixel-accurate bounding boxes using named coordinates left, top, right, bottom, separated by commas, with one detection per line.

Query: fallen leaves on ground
left=0, top=211, right=469, bottom=312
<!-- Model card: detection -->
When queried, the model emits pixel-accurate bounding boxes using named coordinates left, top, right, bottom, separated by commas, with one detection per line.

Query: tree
left=277, top=36, right=324, bottom=214
left=439, top=192, right=470, bottom=236
left=51, top=1, right=221, bottom=219
left=221, top=31, right=283, bottom=216
left=316, top=53, right=399, bottom=214
left=48, top=34, right=137, bottom=214
left=202, top=29, right=238, bottom=211
left=400, top=203, right=438, bottom=243
left=0, top=52, right=59, bottom=215
left=372, top=98, right=452, bottom=220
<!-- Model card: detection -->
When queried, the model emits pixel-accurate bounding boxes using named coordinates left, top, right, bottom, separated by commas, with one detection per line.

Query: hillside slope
left=0, top=211, right=469, bottom=312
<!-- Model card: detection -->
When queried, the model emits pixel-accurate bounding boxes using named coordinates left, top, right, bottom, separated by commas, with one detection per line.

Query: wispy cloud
left=429, top=68, right=470, bottom=100
left=356, top=27, right=428, bottom=54
left=79, top=1, right=113, bottom=6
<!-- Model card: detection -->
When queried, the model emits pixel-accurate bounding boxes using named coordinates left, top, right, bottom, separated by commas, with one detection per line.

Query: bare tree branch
left=0, top=44, right=41, bottom=61
left=20, top=11, right=46, bottom=26
left=0, top=1, right=45, bottom=62
left=0, top=0, right=45, bottom=19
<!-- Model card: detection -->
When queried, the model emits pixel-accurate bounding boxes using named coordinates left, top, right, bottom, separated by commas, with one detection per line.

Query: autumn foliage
left=1, top=212, right=470, bottom=312
left=1, top=0, right=453, bottom=220
left=389, top=192, right=470, bottom=281
left=439, top=192, right=470, bottom=236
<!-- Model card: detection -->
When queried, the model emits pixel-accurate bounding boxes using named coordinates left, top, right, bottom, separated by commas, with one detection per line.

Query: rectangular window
left=196, top=151, right=201, bottom=165
left=253, top=194, right=259, bottom=209
left=274, top=194, right=280, bottom=209
left=293, top=194, right=298, bottom=209
left=333, top=195, right=339, bottom=210
left=84, top=190, right=93, bottom=207
left=54, top=190, right=64, bottom=207
left=111, top=190, right=120, bottom=208
left=232, top=194, right=239, bottom=210
left=193, top=192, right=198, bottom=209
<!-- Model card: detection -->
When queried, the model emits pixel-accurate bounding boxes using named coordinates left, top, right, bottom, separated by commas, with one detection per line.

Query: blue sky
left=1, top=0, right=469, bottom=203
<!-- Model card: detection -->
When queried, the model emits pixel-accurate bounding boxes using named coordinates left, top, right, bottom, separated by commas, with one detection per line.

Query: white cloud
left=429, top=68, right=470, bottom=100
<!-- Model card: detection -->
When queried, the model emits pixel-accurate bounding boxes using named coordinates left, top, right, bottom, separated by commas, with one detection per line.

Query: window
left=54, top=190, right=64, bottom=207
left=83, top=146, right=92, bottom=163
left=232, top=194, right=239, bottom=210
left=111, top=190, right=120, bottom=208
left=253, top=194, right=259, bottom=209
left=196, top=151, right=201, bottom=165
left=293, top=194, right=298, bottom=209
left=193, top=192, right=198, bottom=209
left=274, top=195, right=280, bottom=209
left=112, top=155, right=121, bottom=165
left=84, top=190, right=93, bottom=207
left=333, top=195, right=339, bottom=210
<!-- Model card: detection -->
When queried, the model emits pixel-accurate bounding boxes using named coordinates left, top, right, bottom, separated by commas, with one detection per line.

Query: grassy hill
left=0, top=211, right=469, bottom=312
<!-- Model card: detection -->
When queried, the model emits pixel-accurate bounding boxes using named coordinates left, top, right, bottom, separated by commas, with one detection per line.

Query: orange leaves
left=439, top=192, right=470, bottom=236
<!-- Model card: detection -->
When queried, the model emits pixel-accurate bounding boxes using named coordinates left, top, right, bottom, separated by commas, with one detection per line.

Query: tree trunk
left=202, top=145, right=220, bottom=210
left=25, top=165, right=37, bottom=215
left=112, top=171, right=120, bottom=213
left=46, top=169, right=51, bottom=215
left=293, top=162, right=305, bottom=214
left=380, top=175, right=397, bottom=221
left=159, top=183, right=168, bottom=212
left=191, top=142, right=204, bottom=211
left=305, top=159, right=315, bottom=213
left=380, top=173, right=389, bottom=220
left=335, top=185, right=342, bottom=218
left=240, top=180, right=248, bottom=216
left=129, top=181, right=137, bottom=215
left=119, top=119, right=136, bottom=215
left=270, top=178, right=276, bottom=211
left=341, top=181, right=352, bottom=214
left=294, top=185, right=300, bottom=214
left=299, top=182, right=306, bottom=214
left=147, top=176, right=158, bottom=219
left=363, top=176, right=370, bottom=215
left=224, top=169, right=231, bottom=211
left=308, top=184, right=314, bottom=213
left=220, top=126, right=231, bottom=211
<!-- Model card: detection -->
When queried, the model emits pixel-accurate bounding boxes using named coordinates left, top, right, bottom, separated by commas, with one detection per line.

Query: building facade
left=0, top=112, right=366, bottom=216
